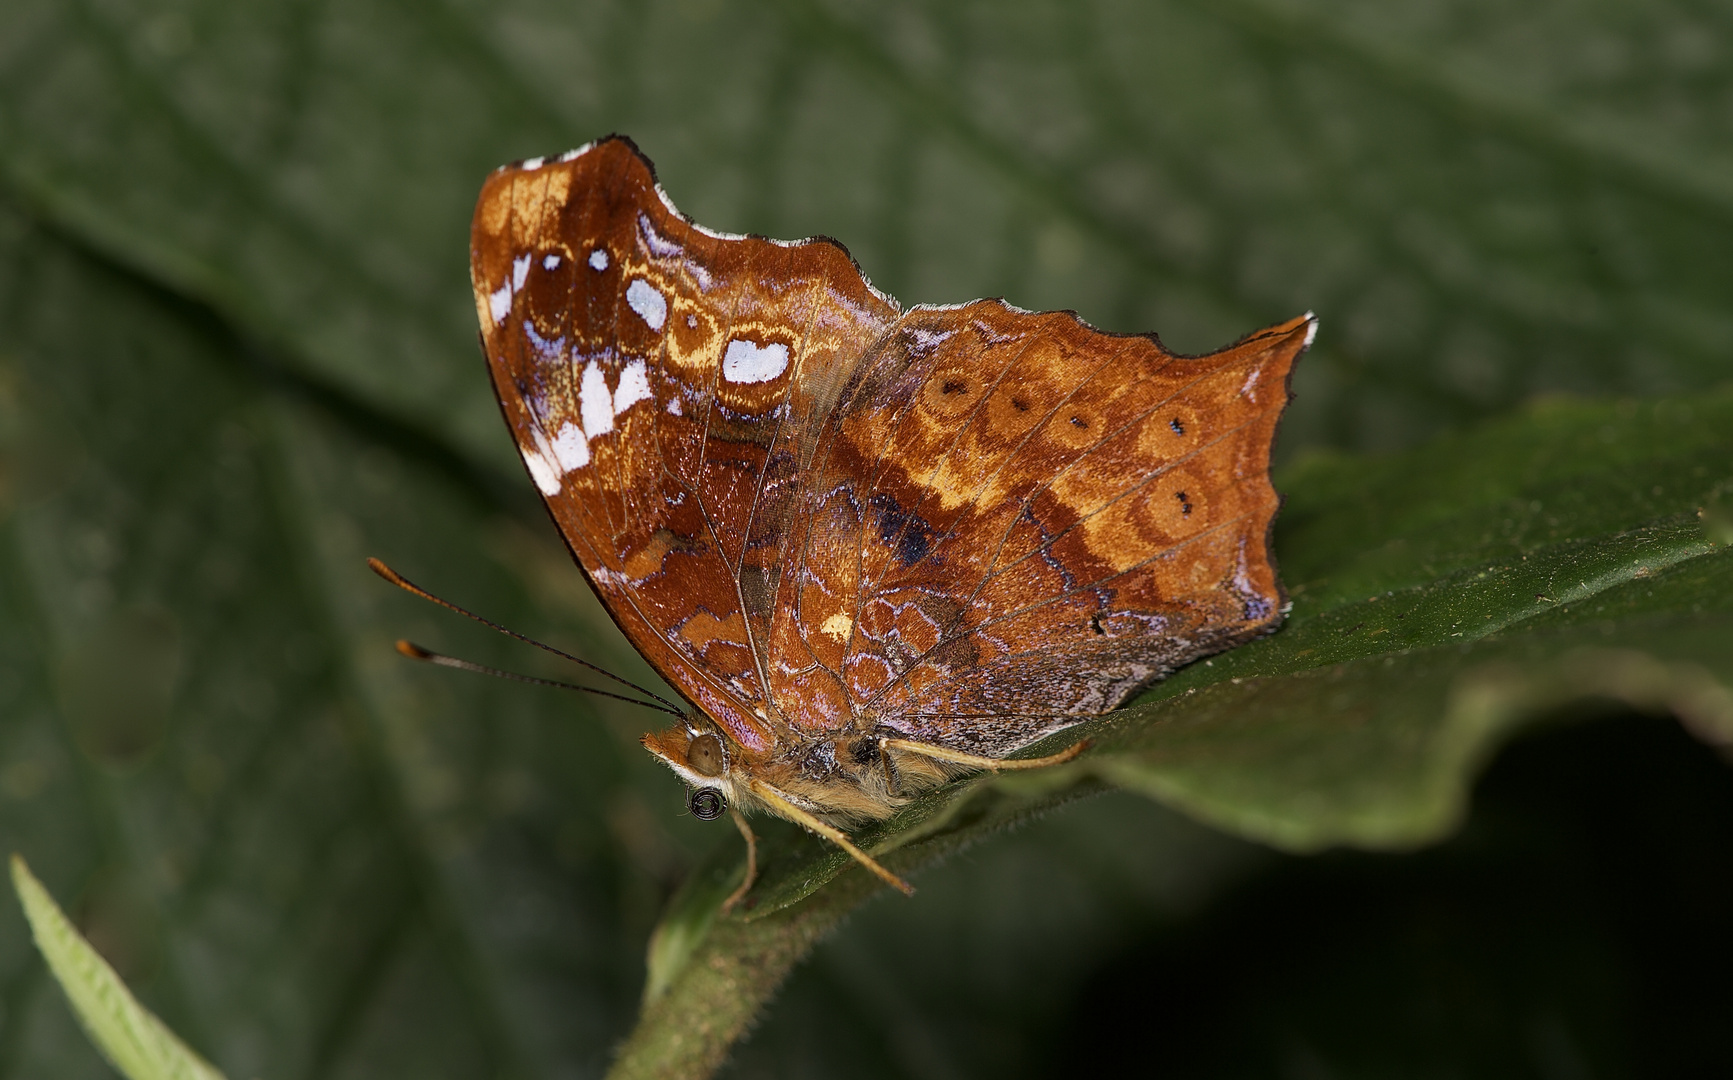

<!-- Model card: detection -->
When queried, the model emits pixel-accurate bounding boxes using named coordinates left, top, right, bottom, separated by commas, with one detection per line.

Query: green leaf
left=614, top=386, right=1733, bottom=1076
left=1, top=1, right=1731, bottom=1078
left=11, top=854, right=227, bottom=1080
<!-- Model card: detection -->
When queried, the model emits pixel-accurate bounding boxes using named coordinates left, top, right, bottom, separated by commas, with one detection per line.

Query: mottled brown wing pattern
left=474, top=135, right=1308, bottom=771
left=775, top=304, right=1311, bottom=756
left=466, top=134, right=1312, bottom=902
left=470, top=137, right=898, bottom=755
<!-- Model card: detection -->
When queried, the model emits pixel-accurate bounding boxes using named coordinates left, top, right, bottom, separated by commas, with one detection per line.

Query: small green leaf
left=641, top=834, right=744, bottom=1006
left=10, top=855, right=227, bottom=1080
left=1704, top=485, right=1733, bottom=547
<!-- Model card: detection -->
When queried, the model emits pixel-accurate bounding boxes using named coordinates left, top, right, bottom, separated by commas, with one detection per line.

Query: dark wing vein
left=739, top=274, right=828, bottom=705
left=985, top=404, right=1267, bottom=584
left=869, top=331, right=1145, bottom=600
left=757, top=278, right=839, bottom=700
left=855, top=509, right=1253, bottom=716
left=855, top=324, right=1041, bottom=603
left=969, top=359, right=1259, bottom=599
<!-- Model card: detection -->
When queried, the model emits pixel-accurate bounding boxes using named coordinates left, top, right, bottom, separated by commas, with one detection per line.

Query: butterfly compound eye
left=687, top=733, right=725, bottom=777
left=689, top=788, right=726, bottom=821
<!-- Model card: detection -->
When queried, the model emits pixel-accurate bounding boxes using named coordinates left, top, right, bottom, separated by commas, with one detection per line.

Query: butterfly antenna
left=393, top=640, right=682, bottom=717
left=367, top=557, right=684, bottom=714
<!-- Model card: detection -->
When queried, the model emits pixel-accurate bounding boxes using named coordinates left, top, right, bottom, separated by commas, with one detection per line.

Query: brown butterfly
left=439, top=135, right=1309, bottom=906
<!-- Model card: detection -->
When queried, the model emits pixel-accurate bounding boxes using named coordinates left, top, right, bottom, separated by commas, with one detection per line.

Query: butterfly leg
left=720, top=808, right=758, bottom=913
left=880, top=737, right=1090, bottom=772
left=878, top=743, right=902, bottom=796
left=746, top=778, right=915, bottom=896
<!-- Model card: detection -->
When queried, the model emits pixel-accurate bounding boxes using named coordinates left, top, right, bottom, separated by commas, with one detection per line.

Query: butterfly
left=457, top=135, right=1311, bottom=906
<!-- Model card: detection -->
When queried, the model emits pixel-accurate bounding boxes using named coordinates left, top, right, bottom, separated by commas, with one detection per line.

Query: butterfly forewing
left=470, top=138, right=899, bottom=753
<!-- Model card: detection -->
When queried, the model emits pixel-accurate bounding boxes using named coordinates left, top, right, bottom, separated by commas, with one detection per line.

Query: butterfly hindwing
left=779, top=305, right=1311, bottom=755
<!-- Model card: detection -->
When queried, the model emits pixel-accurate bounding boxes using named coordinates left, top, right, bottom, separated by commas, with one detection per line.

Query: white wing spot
left=512, top=254, right=531, bottom=291
left=488, top=283, right=512, bottom=324
left=521, top=443, right=560, bottom=495
left=543, top=253, right=561, bottom=271
left=723, top=339, right=789, bottom=384
left=580, top=361, right=614, bottom=438
left=686, top=314, right=697, bottom=328
left=906, top=327, right=954, bottom=351
left=549, top=420, right=589, bottom=472
left=667, top=396, right=683, bottom=416
left=1303, top=313, right=1319, bottom=347
left=626, top=279, right=667, bottom=331
left=820, top=613, right=853, bottom=642
left=589, top=248, right=609, bottom=271
left=521, top=156, right=545, bottom=170
left=638, top=212, right=682, bottom=258
left=614, top=359, right=653, bottom=416
left=1240, top=367, right=1262, bottom=398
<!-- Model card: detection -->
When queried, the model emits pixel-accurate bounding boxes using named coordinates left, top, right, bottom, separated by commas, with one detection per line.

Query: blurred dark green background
left=0, top=0, right=1730, bottom=1077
